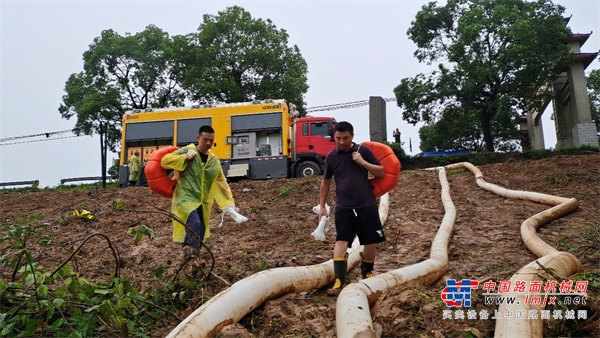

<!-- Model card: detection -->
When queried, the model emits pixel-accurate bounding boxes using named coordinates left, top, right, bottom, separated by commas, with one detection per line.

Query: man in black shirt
left=317, top=121, right=386, bottom=296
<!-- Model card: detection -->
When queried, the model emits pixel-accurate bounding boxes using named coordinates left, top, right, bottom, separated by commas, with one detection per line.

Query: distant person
left=393, top=128, right=401, bottom=144
left=161, top=125, right=238, bottom=260
left=317, top=121, right=386, bottom=296
left=128, top=151, right=141, bottom=186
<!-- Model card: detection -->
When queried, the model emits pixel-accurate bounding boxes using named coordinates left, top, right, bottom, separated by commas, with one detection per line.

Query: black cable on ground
left=50, top=233, right=120, bottom=282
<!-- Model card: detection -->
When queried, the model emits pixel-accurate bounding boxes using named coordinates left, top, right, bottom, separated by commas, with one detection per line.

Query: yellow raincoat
left=161, top=144, right=235, bottom=243
left=128, top=155, right=141, bottom=182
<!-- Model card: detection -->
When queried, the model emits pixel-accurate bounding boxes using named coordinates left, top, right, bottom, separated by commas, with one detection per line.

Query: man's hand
left=353, top=151, right=385, bottom=178
left=317, top=206, right=329, bottom=220
left=185, top=149, right=197, bottom=160
left=352, top=151, right=365, bottom=166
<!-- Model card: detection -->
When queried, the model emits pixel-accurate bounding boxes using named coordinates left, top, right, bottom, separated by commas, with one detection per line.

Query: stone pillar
left=369, top=96, right=387, bottom=142
left=519, top=115, right=531, bottom=151
left=553, top=74, right=574, bottom=149
left=567, top=62, right=599, bottom=147
left=526, top=112, right=545, bottom=150
left=572, top=123, right=599, bottom=147
left=568, top=63, right=593, bottom=125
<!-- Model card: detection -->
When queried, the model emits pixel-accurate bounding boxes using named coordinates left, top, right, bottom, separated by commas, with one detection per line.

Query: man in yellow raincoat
left=161, top=125, right=236, bottom=259
left=128, top=151, right=141, bottom=186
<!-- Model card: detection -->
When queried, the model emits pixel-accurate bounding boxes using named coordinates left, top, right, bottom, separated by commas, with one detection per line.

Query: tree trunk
left=481, top=111, right=495, bottom=152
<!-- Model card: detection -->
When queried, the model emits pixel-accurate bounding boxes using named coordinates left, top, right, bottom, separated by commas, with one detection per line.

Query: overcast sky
left=1, top=0, right=598, bottom=187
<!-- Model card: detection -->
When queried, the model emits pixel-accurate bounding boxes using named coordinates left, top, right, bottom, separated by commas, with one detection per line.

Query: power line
left=0, top=129, right=73, bottom=143
left=305, top=97, right=397, bottom=113
left=0, top=97, right=399, bottom=145
left=0, top=135, right=85, bottom=146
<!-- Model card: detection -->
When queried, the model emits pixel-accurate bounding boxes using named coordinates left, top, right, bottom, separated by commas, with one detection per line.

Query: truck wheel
left=296, top=161, right=321, bottom=177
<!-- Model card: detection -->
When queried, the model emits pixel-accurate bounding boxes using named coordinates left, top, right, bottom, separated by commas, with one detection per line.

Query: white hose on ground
left=444, top=162, right=582, bottom=338
left=336, top=167, right=455, bottom=338
left=337, top=162, right=582, bottom=338
left=495, top=203, right=582, bottom=337
left=166, top=194, right=391, bottom=338
left=494, top=252, right=582, bottom=337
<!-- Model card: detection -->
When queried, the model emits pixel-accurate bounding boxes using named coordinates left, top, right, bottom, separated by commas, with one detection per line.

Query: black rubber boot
left=328, top=258, right=347, bottom=296
left=360, top=252, right=374, bottom=279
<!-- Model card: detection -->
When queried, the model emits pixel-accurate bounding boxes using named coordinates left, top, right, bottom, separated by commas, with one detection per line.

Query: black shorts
left=335, top=205, right=386, bottom=245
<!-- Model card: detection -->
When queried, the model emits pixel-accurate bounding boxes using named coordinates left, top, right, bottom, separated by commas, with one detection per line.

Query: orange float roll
left=144, top=146, right=179, bottom=198
left=360, top=141, right=401, bottom=198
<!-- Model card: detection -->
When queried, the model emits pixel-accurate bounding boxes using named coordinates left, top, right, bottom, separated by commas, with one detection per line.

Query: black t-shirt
left=323, top=143, right=380, bottom=208
left=200, top=152, right=208, bottom=164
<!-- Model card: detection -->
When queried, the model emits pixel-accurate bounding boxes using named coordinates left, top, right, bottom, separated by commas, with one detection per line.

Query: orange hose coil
left=360, top=141, right=401, bottom=198
left=144, top=146, right=179, bottom=198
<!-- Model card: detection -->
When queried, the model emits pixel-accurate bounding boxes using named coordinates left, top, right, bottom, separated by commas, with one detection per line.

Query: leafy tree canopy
left=587, top=69, right=600, bottom=134
left=59, top=25, right=184, bottom=150
left=418, top=104, right=519, bottom=153
left=179, top=6, right=309, bottom=113
left=395, top=0, right=571, bottom=152
left=60, top=7, right=310, bottom=153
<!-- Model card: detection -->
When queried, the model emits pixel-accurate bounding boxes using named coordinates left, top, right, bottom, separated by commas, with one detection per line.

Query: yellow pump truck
left=118, top=99, right=337, bottom=186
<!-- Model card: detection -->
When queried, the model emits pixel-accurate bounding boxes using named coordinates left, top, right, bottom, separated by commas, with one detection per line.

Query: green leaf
left=113, top=199, right=126, bottom=209
left=94, top=288, right=112, bottom=295
left=78, top=293, right=89, bottom=302
left=178, top=291, right=187, bottom=302
left=1, top=322, right=15, bottom=336
left=49, top=317, right=66, bottom=331
left=53, top=298, right=65, bottom=308
left=24, top=272, right=36, bottom=286
left=134, top=231, right=143, bottom=245
left=84, top=304, right=103, bottom=313
left=139, top=224, right=155, bottom=239
left=117, top=297, right=132, bottom=309
left=154, top=266, right=164, bottom=280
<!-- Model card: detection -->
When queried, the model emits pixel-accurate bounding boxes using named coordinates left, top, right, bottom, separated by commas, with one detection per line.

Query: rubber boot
left=360, top=252, right=374, bottom=279
left=327, top=258, right=347, bottom=296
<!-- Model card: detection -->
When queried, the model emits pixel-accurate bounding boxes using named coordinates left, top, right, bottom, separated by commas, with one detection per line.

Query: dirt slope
left=1, top=153, right=599, bottom=337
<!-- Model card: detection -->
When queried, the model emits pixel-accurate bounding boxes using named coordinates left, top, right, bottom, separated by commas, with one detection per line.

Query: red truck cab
left=293, top=116, right=337, bottom=177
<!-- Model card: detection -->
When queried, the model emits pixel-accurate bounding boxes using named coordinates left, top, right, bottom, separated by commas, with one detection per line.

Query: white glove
left=186, top=149, right=197, bottom=160
left=312, top=203, right=330, bottom=216
left=218, top=204, right=248, bottom=227
left=311, top=216, right=329, bottom=241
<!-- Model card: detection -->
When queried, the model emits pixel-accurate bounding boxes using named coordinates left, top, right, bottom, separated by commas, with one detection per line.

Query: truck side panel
left=118, top=100, right=294, bottom=183
left=250, top=156, right=288, bottom=179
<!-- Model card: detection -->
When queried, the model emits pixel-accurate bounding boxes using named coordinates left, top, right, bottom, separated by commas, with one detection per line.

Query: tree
left=587, top=69, right=600, bottom=134
left=394, top=0, right=572, bottom=152
left=418, top=106, right=484, bottom=152
left=179, top=6, right=309, bottom=113
left=59, top=25, right=185, bottom=151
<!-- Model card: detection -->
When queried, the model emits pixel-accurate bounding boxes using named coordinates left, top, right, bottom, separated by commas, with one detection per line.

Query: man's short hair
left=335, top=121, right=354, bottom=134
left=198, top=125, right=215, bottom=135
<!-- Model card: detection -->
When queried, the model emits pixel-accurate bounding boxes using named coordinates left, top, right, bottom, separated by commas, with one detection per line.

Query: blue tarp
left=423, top=150, right=470, bottom=157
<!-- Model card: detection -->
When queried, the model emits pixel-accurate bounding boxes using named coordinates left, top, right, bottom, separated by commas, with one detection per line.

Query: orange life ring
left=144, top=146, right=180, bottom=198
left=360, top=141, right=401, bottom=198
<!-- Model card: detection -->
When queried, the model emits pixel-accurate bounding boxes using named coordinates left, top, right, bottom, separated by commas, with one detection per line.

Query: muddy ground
left=1, top=153, right=599, bottom=337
